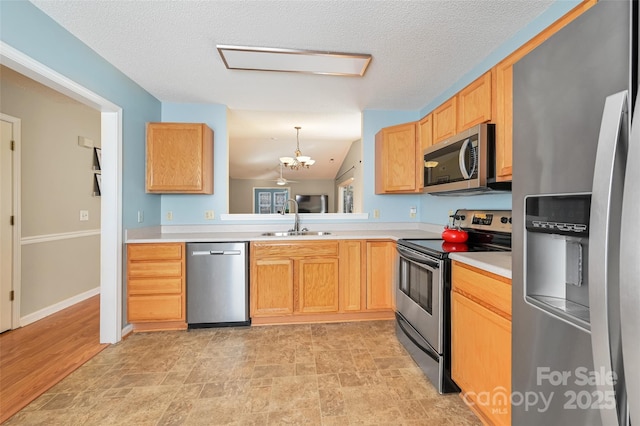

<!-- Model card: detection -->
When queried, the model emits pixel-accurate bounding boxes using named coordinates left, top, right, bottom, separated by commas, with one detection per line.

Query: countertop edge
left=449, top=252, right=512, bottom=279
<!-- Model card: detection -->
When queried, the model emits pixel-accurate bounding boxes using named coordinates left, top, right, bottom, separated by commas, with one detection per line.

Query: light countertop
left=449, top=252, right=512, bottom=279
left=126, top=223, right=443, bottom=244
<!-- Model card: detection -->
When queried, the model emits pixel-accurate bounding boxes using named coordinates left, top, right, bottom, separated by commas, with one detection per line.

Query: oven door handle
left=396, top=313, right=440, bottom=362
left=397, top=246, right=441, bottom=270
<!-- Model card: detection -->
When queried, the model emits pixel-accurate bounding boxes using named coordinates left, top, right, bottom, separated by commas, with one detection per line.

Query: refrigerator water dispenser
left=524, top=194, right=592, bottom=332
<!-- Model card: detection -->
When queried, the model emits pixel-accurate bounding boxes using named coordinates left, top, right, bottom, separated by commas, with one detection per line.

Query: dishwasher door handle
left=191, top=250, right=242, bottom=256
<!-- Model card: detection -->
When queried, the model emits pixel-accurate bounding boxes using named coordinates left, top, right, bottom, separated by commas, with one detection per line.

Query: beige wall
left=229, top=178, right=336, bottom=214
left=0, top=65, right=101, bottom=316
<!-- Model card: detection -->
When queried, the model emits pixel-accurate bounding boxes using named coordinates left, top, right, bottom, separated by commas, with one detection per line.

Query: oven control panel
left=454, top=209, right=512, bottom=233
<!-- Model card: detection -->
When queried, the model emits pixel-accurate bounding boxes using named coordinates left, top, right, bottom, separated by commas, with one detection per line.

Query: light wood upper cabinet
left=375, top=122, right=421, bottom=194
left=494, top=61, right=514, bottom=181
left=451, top=261, right=511, bottom=426
left=146, top=122, right=213, bottom=194
left=127, top=243, right=186, bottom=328
left=433, top=72, right=492, bottom=145
left=366, top=240, right=395, bottom=310
left=432, top=97, right=457, bottom=144
left=457, top=71, right=492, bottom=131
left=418, top=113, right=433, bottom=153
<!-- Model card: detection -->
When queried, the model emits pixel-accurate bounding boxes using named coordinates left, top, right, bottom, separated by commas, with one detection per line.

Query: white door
left=0, top=118, right=14, bottom=333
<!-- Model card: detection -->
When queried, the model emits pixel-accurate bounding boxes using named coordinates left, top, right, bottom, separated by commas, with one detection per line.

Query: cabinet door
left=432, top=97, right=457, bottom=143
left=452, top=291, right=511, bottom=426
left=128, top=294, right=184, bottom=322
left=366, top=241, right=395, bottom=310
left=339, top=240, right=364, bottom=312
left=298, top=258, right=339, bottom=313
left=251, top=258, right=294, bottom=316
left=418, top=113, right=433, bottom=151
left=494, top=62, right=513, bottom=181
left=126, top=243, right=186, bottom=324
left=375, top=122, right=419, bottom=194
left=457, top=71, right=492, bottom=131
left=146, top=123, right=213, bottom=194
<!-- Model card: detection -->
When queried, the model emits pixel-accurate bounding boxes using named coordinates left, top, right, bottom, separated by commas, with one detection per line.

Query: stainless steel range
left=396, top=209, right=512, bottom=394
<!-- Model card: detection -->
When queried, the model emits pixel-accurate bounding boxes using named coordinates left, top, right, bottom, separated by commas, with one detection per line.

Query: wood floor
left=0, top=295, right=108, bottom=423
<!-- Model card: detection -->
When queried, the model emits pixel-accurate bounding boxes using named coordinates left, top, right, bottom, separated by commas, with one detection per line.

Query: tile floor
left=7, top=320, right=480, bottom=425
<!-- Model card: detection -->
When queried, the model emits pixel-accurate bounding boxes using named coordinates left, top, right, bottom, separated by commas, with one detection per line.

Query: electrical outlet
left=409, top=207, right=417, bottom=218
left=166, top=211, right=173, bottom=221
left=205, top=210, right=215, bottom=220
left=79, top=210, right=89, bottom=221
left=137, top=210, right=144, bottom=223
left=373, top=209, right=380, bottom=219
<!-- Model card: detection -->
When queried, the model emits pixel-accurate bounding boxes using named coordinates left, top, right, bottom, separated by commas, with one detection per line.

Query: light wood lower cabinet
left=451, top=261, right=511, bottom=426
left=251, top=239, right=395, bottom=324
left=298, top=258, right=339, bottom=313
left=339, top=240, right=364, bottom=312
left=126, top=242, right=186, bottom=331
left=251, top=241, right=339, bottom=319
left=366, top=240, right=395, bottom=310
left=252, top=258, right=294, bottom=316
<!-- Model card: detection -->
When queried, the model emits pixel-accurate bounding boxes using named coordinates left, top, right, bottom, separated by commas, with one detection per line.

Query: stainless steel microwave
left=423, top=123, right=503, bottom=195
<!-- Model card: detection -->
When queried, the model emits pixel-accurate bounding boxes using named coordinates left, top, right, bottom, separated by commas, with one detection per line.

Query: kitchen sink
left=261, top=231, right=332, bottom=237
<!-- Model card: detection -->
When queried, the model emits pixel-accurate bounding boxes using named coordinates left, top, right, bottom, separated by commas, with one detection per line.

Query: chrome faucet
left=281, top=199, right=301, bottom=232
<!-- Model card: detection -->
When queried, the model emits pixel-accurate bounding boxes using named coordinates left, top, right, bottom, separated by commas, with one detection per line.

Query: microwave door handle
left=620, top=94, right=640, bottom=424
left=458, top=138, right=472, bottom=179
left=590, top=90, right=628, bottom=426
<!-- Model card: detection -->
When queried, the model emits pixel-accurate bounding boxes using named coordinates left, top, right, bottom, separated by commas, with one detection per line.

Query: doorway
left=1, top=42, right=123, bottom=343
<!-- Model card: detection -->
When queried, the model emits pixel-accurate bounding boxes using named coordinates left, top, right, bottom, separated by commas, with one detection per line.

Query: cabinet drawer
left=452, top=261, right=511, bottom=318
left=128, top=294, right=184, bottom=322
left=128, top=261, right=182, bottom=278
left=128, top=244, right=183, bottom=261
left=252, top=241, right=339, bottom=258
left=128, top=278, right=183, bottom=295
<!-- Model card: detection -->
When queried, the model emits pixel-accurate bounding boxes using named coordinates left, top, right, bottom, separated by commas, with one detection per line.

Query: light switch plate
left=78, top=136, right=94, bottom=148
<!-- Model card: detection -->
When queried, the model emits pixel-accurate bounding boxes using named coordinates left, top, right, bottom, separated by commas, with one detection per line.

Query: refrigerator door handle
left=590, top=90, right=628, bottom=426
left=620, top=97, right=640, bottom=425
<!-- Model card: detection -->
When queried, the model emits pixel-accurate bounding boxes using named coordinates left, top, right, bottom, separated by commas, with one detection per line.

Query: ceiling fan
left=272, top=163, right=298, bottom=186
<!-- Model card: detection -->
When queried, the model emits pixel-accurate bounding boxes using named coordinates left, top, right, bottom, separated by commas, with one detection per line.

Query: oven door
left=396, top=244, right=443, bottom=354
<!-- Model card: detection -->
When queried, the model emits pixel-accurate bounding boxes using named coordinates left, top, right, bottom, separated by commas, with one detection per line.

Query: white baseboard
left=121, top=324, right=133, bottom=338
left=20, top=286, right=100, bottom=327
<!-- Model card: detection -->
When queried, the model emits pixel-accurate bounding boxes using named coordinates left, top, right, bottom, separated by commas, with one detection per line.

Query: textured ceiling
left=30, top=0, right=555, bottom=180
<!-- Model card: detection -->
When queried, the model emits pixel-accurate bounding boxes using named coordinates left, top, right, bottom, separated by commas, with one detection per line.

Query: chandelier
left=279, top=126, right=315, bottom=170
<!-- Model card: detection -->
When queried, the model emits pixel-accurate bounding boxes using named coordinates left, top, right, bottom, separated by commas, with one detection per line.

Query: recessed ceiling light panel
left=217, top=45, right=372, bottom=77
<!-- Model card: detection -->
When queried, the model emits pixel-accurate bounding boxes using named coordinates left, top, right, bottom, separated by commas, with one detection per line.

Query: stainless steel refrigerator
left=512, top=0, right=638, bottom=424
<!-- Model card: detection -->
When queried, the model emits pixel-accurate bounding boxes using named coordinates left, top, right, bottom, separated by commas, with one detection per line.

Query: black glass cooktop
left=398, top=236, right=511, bottom=259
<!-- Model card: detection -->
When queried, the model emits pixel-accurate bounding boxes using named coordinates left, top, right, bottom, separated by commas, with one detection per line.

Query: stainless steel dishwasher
left=186, top=242, right=249, bottom=328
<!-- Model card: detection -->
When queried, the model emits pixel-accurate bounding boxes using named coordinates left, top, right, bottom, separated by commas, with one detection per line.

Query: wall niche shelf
left=93, top=147, right=101, bottom=197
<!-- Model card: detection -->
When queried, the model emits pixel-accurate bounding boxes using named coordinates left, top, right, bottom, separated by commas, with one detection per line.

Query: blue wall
left=160, top=103, right=228, bottom=224
left=0, top=0, right=162, bottom=230
left=2, top=0, right=583, bottom=228
left=361, top=109, right=422, bottom=222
